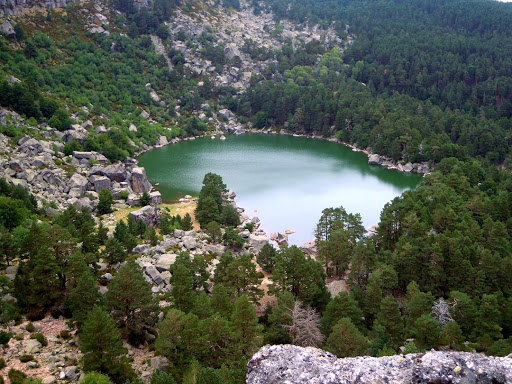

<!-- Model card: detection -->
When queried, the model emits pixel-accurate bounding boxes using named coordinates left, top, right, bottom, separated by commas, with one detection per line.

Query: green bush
left=59, top=330, right=71, bottom=339
left=80, top=372, right=113, bottom=384
left=25, top=322, right=35, bottom=332
left=0, top=357, right=5, bottom=369
left=118, top=190, right=130, bottom=200
left=8, top=369, right=26, bottom=384
left=0, top=330, right=12, bottom=345
left=19, top=354, right=34, bottom=362
left=30, top=332, right=48, bottom=347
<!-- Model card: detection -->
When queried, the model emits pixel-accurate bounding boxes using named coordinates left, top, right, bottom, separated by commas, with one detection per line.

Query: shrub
left=0, top=357, right=5, bottom=369
left=25, top=322, right=36, bottom=332
left=8, top=369, right=27, bottom=384
left=19, top=354, right=34, bottom=362
left=59, top=330, right=71, bottom=339
left=0, top=375, right=3, bottom=384
left=0, top=331, right=12, bottom=346
left=30, top=332, right=48, bottom=347
left=118, top=190, right=129, bottom=200
left=80, top=372, right=113, bottom=384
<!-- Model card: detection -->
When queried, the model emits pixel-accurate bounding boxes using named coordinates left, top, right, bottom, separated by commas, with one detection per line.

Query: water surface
left=138, top=134, right=421, bottom=245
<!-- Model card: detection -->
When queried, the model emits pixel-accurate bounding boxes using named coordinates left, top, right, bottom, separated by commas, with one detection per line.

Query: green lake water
left=138, top=134, right=421, bottom=245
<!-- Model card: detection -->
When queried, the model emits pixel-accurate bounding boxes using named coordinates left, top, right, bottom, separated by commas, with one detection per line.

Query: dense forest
left=1, top=0, right=512, bottom=382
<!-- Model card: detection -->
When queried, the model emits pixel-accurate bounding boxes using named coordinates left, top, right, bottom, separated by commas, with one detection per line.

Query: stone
left=24, top=339, right=42, bottom=354
left=151, top=356, right=170, bottom=370
left=0, top=19, right=15, bottom=37
left=218, top=108, right=235, bottom=120
left=42, top=376, right=56, bottom=384
left=95, top=125, right=108, bottom=134
left=368, top=154, right=382, bottom=165
left=158, top=135, right=168, bottom=146
left=182, top=235, right=198, bottom=250
left=68, top=173, right=89, bottom=195
left=246, top=346, right=512, bottom=384
left=404, top=163, right=414, bottom=172
left=130, top=167, right=152, bottom=193
left=129, top=123, right=138, bottom=132
left=130, top=205, right=157, bottom=226
left=132, top=244, right=150, bottom=254
left=64, top=366, right=79, bottom=381
left=248, top=233, right=268, bottom=252
left=150, top=191, right=162, bottom=205
left=89, top=175, right=111, bottom=192
left=127, top=194, right=141, bottom=206
left=103, top=163, right=127, bottom=182
left=140, top=110, right=150, bottom=120
left=156, top=253, right=176, bottom=271
left=82, top=120, right=93, bottom=129
left=9, top=160, right=24, bottom=172
left=62, top=127, right=88, bottom=144
left=145, top=265, right=164, bottom=285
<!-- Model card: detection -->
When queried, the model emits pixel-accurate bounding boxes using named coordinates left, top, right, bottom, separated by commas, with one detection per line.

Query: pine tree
left=411, top=314, right=441, bottom=350
left=231, top=295, right=263, bottom=357
left=170, top=263, right=195, bottom=313
left=211, top=284, right=233, bottom=319
left=140, top=191, right=151, bottom=206
left=97, top=190, right=114, bottom=215
left=182, top=213, right=193, bottom=231
left=67, top=269, right=102, bottom=328
left=326, top=317, right=369, bottom=357
left=256, top=243, right=277, bottom=273
left=375, top=296, right=404, bottom=349
left=102, top=238, right=126, bottom=264
left=321, top=292, right=364, bottom=336
left=80, top=306, right=132, bottom=381
left=105, top=260, right=158, bottom=345
left=265, top=291, right=294, bottom=344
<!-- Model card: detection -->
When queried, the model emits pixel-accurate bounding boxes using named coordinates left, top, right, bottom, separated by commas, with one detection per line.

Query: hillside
left=0, top=0, right=512, bottom=383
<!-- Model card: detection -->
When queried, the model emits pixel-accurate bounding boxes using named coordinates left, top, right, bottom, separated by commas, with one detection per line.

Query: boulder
left=129, top=123, right=137, bottom=132
left=103, top=163, right=127, bottom=182
left=95, top=125, right=108, bottom=134
left=404, top=163, right=414, bottom=172
left=182, top=235, right=198, bottom=250
left=145, top=265, right=164, bottom=285
left=218, top=108, right=235, bottom=120
left=62, top=127, right=88, bottom=144
left=9, top=160, right=24, bottom=173
left=247, top=346, right=512, bottom=384
left=132, top=244, right=150, bottom=254
left=69, top=173, right=89, bottom=195
left=130, top=205, right=157, bottom=226
left=249, top=233, right=268, bottom=252
left=130, top=167, right=152, bottom=194
left=25, top=339, right=42, bottom=354
left=156, top=253, right=176, bottom=271
left=150, top=191, right=162, bottom=205
left=89, top=175, right=111, bottom=192
left=151, top=356, right=169, bottom=371
left=140, top=110, right=150, bottom=120
left=0, top=19, right=15, bottom=37
left=127, top=194, right=141, bottom=207
left=158, top=135, right=168, bottom=146
left=63, top=366, right=79, bottom=381
left=368, top=154, right=382, bottom=165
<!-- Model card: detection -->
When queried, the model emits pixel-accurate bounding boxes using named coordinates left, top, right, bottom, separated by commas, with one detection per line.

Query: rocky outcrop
left=247, top=345, right=512, bottom=384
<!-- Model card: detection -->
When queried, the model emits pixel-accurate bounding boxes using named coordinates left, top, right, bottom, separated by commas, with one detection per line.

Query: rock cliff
left=246, top=345, right=512, bottom=384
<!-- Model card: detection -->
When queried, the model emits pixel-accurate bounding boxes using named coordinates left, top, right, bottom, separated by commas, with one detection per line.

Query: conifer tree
left=105, top=260, right=157, bottom=345
left=211, top=283, right=233, bottom=319
left=80, top=306, right=132, bottom=381
left=231, top=295, right=263, bottom=357
left=182, top=213, right=193, bottom=231
left=170, top=263, right=195, bottom=313
left=67, top=269, right=102, bottom=328
left=321, top=292, right=364, bottom=336
left=256, top=243, right=277, bottom=273
left=265, top=291, right=294, bottom=344
left=326, top=317, right=369, bottom=357
left=375, top=296, right=404, bottom=349
left=410, top=314, right=441, bottom=350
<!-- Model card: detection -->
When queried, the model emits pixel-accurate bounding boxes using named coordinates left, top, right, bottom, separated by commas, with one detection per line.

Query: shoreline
left=134, top=128, right=432, bottom=176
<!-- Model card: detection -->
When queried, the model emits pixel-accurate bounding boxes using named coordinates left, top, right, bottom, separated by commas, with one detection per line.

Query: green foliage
left=181, top=213, right=193, bottom=231
left=206, top=221, right=222, bottom=243
left=19, top=354, right=34, bottom=362
left=81, top=372, right=114, bottom=384
left=410, top=314, right=440, bottom=350
left=67, top=269, right=103, bottom=328
left=375, top=296, right=404, bottom=349
left=221, top=205, right=240, bottom=227
left=321, top=292, right=364, bottom=336
left=256, top=243, right=277, bottom=273
left=0, top=330, right=12, bottom=345
left=118, top=190, right=130, bottom=200
left=222, top=227, right=245, bottom=249
left=150, top=371, right=176, bottom=384
left=105, top=260, right=158, bottom=345
left=0, top=358, right=5, bottom=370
left=98, top=189, right=114, bottom=215
left=80, top=306, right=133, bottom=382
left=325, top=317, right=369, bottom=357
left=7, top=369, right=26, bottom=384
left=102, top=237, right=126, bottom=264
left=195, top=173, right=225, bottom=229
left=30, top=332, right=47, bottom=347
left=140, top=191, right=151, bottom=206
left=231, top=295, right=263, bottom=357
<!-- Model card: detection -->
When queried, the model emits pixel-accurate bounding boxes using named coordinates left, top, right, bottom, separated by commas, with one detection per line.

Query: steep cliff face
left=247, top=345, right=512, bottom=384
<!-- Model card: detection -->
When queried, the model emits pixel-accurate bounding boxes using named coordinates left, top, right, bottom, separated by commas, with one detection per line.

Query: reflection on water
left=138, top=134, right=421, bottom=245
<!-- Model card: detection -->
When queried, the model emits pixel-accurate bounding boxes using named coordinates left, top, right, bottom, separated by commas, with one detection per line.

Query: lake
left=138, top=134, right=421, bottom=245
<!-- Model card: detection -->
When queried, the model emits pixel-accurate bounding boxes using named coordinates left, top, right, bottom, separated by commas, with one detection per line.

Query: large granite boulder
left=130, top=167, right=152, bottom=193
left=247, top=345, right=512, bottom=384
left=68, top=173, right=89, bottom=195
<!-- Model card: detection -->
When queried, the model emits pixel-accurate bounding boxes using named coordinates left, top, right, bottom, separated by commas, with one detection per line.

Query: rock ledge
left=246, top=345, right=512, bottom=384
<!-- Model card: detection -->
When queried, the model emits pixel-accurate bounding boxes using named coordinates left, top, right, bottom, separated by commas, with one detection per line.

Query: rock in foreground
left=246, top=345, right=512, bottom=384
